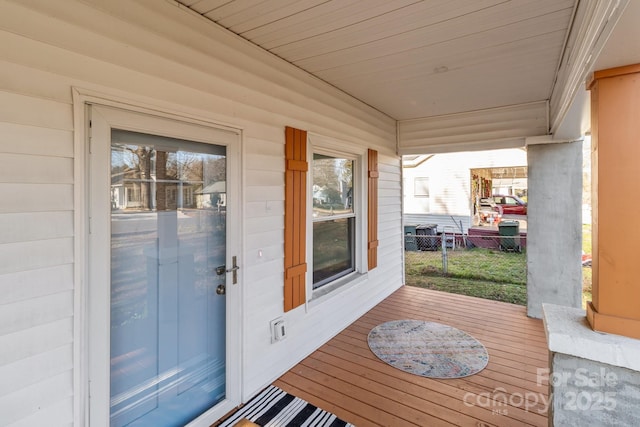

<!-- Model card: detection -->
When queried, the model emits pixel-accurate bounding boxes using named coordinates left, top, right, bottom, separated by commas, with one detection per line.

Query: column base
left=543, top=304, right=640, bottom=426
left=586, top=301, right=640, bottom=340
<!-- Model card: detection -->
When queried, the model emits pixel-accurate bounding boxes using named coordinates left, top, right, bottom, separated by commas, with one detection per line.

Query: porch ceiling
left=177, top=0, right=578, bottom=121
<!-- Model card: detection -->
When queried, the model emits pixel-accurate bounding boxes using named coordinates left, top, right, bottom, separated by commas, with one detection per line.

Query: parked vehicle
left=492, top=194, right=527, bottom=215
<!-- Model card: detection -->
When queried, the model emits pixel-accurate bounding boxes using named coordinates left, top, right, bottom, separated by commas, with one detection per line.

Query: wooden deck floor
left=274, top=286, right=549, bottom=427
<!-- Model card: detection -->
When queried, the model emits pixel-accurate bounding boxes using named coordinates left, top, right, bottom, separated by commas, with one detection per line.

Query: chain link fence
left=404, top=230, right=528, bottom=305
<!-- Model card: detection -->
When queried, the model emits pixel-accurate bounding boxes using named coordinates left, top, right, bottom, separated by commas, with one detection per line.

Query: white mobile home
left=2, top=1, right=640, bottom=426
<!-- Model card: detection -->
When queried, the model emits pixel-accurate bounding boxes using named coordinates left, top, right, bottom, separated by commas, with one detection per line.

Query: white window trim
left=306, top=133, right=368, bottom=304
left=414, top=176, right=430, bottom=197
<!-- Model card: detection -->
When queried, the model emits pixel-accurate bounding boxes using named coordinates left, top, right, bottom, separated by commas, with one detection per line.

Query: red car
left=492, top=195, right=527, bottom=215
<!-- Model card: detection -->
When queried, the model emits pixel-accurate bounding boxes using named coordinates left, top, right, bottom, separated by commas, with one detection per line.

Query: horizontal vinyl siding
left=378, top=153, right=403, bottom=264
left=0, top=318, right=73, bottom=367
left=403, top=214, right=471, bottom=234
left=0, top=291, right=73, bottom=337
left=0, top=264, right=73, bottom=306
left=0, top=183, right=73, bottom=213
left=0, top=344, right=73, bottom=398
left=0, top=91, right=73, bottom=131
left=0, top=66, right=75, bottom=427
left=0, top=153, right=73, bottom=184
left=7, top=397, right=73, bottom=427
left=0, top=122, right=73, bottom=158
left=243, top=133, right=286, bottom=330
left=0, top=238, right=74, bottom=276
left=0, top=371, right=73, bottom=426
left=0, top=0, right=400, bottom=424
left=0, top=212, right=73, bottom=245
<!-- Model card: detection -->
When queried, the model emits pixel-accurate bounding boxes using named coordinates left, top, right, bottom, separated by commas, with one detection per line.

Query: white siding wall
left=0, top=0, right=401, bottom=425
left=403, top=214, right=470, bottom=234
left=0, top=87, right=75, bottom=426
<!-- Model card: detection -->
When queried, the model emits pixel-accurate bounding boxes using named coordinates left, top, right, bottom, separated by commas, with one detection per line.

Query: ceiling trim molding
left=549, top=0, right=629, bottom=135
left=399, top=138, right=527, bottom=155
left=397, top=101, right=548, bottom=155
left=525, top=135, right=584, bottom=146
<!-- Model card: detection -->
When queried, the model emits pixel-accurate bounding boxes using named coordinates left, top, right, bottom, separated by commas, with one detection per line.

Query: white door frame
left=73, top=91, right=243, bottom=426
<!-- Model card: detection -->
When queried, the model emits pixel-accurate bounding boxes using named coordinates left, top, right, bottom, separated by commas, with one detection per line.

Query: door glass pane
left=110, top=130, right=226, bottom=426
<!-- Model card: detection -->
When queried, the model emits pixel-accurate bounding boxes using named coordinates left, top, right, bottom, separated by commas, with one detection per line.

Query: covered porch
left=273, top=286, right=548, bottom=427
left=3, top=1, right=640, bottom=425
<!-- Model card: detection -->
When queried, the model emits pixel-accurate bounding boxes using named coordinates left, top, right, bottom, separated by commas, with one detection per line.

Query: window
left=312, top=153, right=356, bottom=289
left=284, top=127, right=376, bottom=309
left=414, top=177, right=430, bottom=197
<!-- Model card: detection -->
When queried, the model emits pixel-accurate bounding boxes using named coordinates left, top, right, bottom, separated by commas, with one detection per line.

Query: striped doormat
left=218, top=385, right=355, bottom=427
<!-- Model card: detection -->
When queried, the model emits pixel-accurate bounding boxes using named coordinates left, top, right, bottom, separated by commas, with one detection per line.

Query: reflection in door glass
left=110, top=130, right=226, bottom=426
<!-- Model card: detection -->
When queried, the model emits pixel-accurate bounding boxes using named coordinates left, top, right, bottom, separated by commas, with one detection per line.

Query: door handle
left=215, top=256, right=240, bottom=285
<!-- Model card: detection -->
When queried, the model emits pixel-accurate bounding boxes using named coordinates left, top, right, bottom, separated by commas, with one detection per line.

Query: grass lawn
left=405, top=249, right=527, bottom=305
left=582, top=266, right=592, bottom=309
left=405, top=245, right=593, bottom=307
left=583, top=223, right=592, bottom=254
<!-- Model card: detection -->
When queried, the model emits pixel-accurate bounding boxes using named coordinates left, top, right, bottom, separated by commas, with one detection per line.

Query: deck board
left=275, top=286, right=549, bottom=426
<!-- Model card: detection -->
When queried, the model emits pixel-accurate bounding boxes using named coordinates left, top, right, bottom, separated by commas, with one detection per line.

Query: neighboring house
left=0, top=1, right=638, bottom=427
left=403, top=148, right=527, bottom=233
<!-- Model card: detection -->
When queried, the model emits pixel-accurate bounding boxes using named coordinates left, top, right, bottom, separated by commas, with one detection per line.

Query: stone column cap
left=543, top=303, right=640, bottom=372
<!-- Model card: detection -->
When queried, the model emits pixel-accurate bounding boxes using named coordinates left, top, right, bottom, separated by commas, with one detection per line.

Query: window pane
left=414, top=177, right=429, bottom=197
left=312, top=154, right=353, bottom=218
left=313, top=218, right=355, bottom=288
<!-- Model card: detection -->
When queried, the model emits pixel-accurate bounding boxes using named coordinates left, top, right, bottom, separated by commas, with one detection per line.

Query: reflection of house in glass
left=196, top=181, right=226, bottom=211
left=111, top=166, right=205, bottom=211
left=110, top=131, right=226, bottom=212
left=110, top=169, right=148, bottom=210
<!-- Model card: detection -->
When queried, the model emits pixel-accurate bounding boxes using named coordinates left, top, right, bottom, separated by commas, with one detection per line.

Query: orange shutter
left=368, top=149, right=379, bottom=270
left=284, top=127, right=308, bottom=311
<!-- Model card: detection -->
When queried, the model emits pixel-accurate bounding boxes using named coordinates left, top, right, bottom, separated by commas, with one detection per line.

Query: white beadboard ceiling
left=177, top=0, right=578, bottom=121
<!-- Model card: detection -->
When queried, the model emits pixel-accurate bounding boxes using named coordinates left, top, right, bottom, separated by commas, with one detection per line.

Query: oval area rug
left=367, top=319, right=489, bottom=379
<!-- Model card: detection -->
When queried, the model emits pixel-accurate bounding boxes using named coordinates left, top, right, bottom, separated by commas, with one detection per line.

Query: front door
left=88, top=105, right=241, bottom=426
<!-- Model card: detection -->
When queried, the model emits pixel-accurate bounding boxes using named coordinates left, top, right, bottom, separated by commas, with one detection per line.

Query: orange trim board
left=587, top=302, right=640, bottom=340
left=367, top=149, right=379, bottom=271
left=588, top=63, right=640, bottom=89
